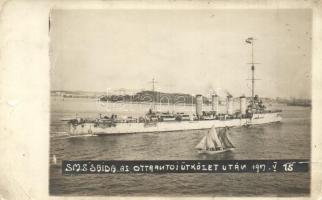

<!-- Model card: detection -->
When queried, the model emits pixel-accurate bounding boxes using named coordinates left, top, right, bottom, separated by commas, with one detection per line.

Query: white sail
left=218, top=128, right=235, bottom=148
left=205, top=131, right=216, bottom=149
left=195, top=136, right=207, bottom=150
left=209, top=126, right=222, bottom=148
left=196, top=125, right=235, bottom=152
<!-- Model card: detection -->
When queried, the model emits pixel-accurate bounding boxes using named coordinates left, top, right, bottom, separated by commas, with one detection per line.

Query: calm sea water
left=50, top=98, right=311, bottom=196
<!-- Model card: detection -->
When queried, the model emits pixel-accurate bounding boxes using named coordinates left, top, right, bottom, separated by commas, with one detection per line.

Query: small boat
left=195, top=125, right=235, bottom=154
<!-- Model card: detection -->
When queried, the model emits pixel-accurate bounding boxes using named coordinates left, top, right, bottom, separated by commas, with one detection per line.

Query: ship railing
left=252, top=109, right=282, bottom=114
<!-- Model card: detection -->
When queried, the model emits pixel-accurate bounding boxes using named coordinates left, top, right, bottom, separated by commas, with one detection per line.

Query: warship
left=63, top=38, right=282, bottom=136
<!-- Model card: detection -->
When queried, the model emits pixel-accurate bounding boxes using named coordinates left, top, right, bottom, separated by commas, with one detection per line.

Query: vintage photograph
left=49, top=9, right=311, bottom=196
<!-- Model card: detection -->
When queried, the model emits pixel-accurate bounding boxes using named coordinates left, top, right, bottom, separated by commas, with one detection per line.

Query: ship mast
left=151, top=77, right=157, bottom=110
left=245, top=37, right=258, bottom=109
left=251, top=39, right=255, bottom=105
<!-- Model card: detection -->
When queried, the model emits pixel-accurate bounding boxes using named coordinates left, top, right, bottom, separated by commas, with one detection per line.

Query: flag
left=245, top=37, right=253, bottom=44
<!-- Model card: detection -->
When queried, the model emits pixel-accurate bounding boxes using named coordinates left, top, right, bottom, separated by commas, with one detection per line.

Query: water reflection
left=197, top=151, right=236, bottom=160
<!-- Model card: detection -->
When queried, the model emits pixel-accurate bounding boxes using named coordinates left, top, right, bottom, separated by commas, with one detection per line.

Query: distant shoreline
left=50, top=90, right=311, bottom=107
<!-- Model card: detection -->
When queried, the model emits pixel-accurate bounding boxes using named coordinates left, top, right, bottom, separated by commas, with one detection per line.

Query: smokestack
left=240, top=95, right=247, bottom=115
left=211, top=94, right=219, bottom=113
left=196, top=95, right=203, bottom=118
left=226, top=95, right=233, bottom=115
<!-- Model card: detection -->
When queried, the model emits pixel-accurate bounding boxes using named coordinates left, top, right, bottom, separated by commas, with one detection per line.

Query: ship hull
left=197, top=148, right=235, bottom=155
left=68, top=112, right=282, bottom=136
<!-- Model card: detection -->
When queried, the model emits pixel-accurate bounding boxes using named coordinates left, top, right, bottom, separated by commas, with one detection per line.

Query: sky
left=50, top=9, right=312, bottom=99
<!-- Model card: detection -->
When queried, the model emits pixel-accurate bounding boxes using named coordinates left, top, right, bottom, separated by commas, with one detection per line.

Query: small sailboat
left=195, top=125, right=235, bottom=154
